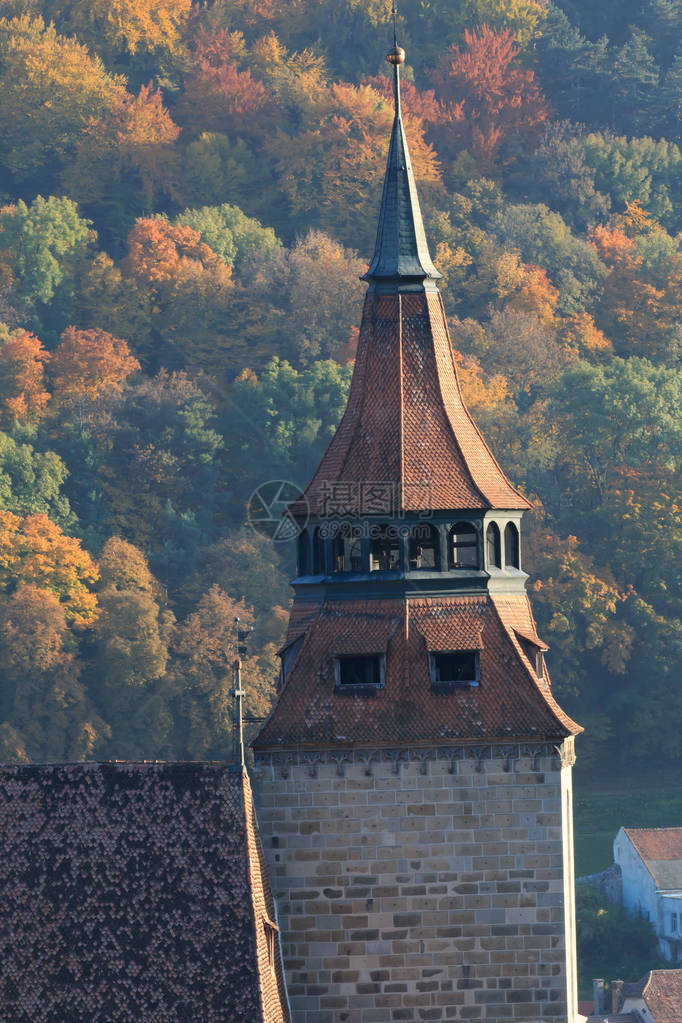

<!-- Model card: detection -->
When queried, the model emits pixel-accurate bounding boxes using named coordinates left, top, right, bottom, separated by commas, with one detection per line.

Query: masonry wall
left=254, top=741, right=577, bottom=1023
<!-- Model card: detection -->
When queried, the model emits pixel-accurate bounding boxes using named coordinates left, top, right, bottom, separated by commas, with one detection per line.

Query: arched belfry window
left=312, top=527, right=325, bottom=574
left=297, top=529, right=310, bottom=576
left=370, top=525, right=400, bottom=572
left=333, top=523, right=363, bottom=573
left=448, top=522, right=479, bottom=570
left=486, top=522, right=501, bottom=568
left=504, top=522, right=520, bottom=569
left=408, top=524, right=439, bottom=570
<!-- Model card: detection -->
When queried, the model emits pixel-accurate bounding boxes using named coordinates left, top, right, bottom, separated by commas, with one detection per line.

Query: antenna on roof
left=232, top=616, right=253, bottom=767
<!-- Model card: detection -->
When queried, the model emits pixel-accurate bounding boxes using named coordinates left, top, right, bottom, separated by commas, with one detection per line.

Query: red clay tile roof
left=295, top=290, right=530, bottom=516
left=643, top=970, right=682, bottom=1022
left=0, top=762, right=290, bottom=1023
left=623, top=829, right=682, bottom=889
left=253, top=593, right=580, bottom=750
left=625, top=829, right=682, bottom=862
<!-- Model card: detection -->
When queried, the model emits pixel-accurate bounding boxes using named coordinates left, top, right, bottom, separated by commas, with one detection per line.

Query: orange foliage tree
left=589, top=224, right=682, bottom=361
left=66, top=84, right=180, bottom=232
left=121, top=218, right=235, bottom=372
left=50, top=327, right=140, bottom=405
left=179, top=27, right=270, bottom=138
left=0, top=325, right=50, bottom=426
left=428, top=26, right=549, bottom=173
left=0, top=512, right=99, bottom=626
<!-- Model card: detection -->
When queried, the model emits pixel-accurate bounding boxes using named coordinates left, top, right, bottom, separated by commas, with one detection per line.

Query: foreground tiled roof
left=294, top=290, right=530, bottom=516
left=0, top=762, right=290, bottom=1023
left=624, top=828, right=682, bottom=889
left=642, top=970, right=682, bottom=1022
left=254, top=593, right=580, bottom=750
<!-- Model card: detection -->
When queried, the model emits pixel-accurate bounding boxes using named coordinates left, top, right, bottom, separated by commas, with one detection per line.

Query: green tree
left=224, top=355, right=352, bottom=494
left=611, top=30, right=660, bottom=134
left=577, top=885, right=664, bottom=991
left=524, top=121, right=611, bottom=231
left=0, top=433, right=74, bottom=528
left=174, top=203, right=281, bottom=271
left=583, top=132, right=682, bottom=233
left=492, top=202, right=607, bottom=314
left=0, top=197, right=94, bottom=337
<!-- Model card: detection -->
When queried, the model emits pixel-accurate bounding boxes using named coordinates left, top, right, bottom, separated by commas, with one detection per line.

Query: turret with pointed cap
left=362, top=38, right=441, bottom=290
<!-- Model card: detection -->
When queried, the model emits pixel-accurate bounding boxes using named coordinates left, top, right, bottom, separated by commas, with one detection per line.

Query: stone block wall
left=254, top=741, right=577, bottom=1023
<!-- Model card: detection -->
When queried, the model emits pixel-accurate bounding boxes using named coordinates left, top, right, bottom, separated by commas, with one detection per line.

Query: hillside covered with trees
left=0, top=0, right=679, bottom=769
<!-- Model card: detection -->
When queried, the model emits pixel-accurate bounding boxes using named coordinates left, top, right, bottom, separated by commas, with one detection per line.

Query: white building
left=614, top=828, right=682, bottom=961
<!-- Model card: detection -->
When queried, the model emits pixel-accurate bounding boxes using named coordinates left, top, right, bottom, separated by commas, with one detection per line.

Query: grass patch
left=573, top=766, right=682, bottom=878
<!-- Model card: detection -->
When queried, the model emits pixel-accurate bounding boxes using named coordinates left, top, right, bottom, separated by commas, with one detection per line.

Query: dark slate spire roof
left=362, top=44, right=441, bottom=290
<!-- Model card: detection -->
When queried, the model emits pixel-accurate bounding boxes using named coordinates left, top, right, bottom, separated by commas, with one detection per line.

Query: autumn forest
left=0, top=0, right=680, bottom=771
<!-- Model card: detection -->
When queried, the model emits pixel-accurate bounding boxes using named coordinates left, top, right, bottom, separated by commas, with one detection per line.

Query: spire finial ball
left=387, top=44, right=405, bottom=65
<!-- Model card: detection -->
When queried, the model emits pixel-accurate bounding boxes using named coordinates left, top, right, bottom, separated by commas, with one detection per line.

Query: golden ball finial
left=387, top=43, right=406, bottom=65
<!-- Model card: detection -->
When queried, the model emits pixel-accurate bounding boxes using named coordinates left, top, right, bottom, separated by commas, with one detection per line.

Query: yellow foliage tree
left=57, top=0, right=192, bottom=58
left=0, top=511, right=99, bottom=626
left=0, top=15, right=125, bottom=180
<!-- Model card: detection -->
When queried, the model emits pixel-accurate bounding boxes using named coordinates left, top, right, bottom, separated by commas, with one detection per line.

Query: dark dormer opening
left=408, top=523, right=439, bottom=570
left=486, top=522, right=501, bottom=568
left=370, top=525, right=400, bottom=571
left=312, top=526, right=326, bottom=574
left=297, top=528, right=310, bottom=576
left=515, top=631, right=547, bottom=679
left=333, top=524, right=363, bottom=572
left=429, top=650, right=480, bottom=691
left=335, top=654, right=385, bottom=689
left=504, top=522, right=520, bottom=569
left=448, top=522, right=479, bottom=569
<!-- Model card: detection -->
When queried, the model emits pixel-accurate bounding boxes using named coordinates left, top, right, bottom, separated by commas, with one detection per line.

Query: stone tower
left=253, top=33, right=581, bottom=1023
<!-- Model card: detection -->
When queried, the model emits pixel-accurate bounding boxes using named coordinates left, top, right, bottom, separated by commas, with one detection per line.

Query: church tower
left=254, top=32, right=581, bottom=1023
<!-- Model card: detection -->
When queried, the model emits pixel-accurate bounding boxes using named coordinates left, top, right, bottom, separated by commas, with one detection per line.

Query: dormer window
left=514, top=629, right=548, bottom=679
left=429, top=650, right=480, bottom=691
left=335, top=654, right=385, bottom=689
left=448, top=522, right=479, bottom=569
left=408, top=523, right=439, bottom=570
left=370, top=525, right=400, bottom=571
left=486, top=522, right=501, bottom=568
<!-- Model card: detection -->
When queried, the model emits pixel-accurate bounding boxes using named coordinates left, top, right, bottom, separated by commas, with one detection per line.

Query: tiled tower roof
left=291, top=46, right=528, bottom=517
left=298, top=289, right=530, bottom=515
left=255, top=593, right=579, bottom=750
left=255, top=34, right=579, bottom=755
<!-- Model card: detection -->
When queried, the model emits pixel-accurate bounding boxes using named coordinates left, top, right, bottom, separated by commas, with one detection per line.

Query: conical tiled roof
left=290, top=45, right=528, bottom=517
left=296, top=289, right=530, bottom=514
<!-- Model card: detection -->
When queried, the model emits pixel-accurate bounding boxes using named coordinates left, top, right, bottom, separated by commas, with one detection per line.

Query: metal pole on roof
left=232, top=616, right=250, bottom=767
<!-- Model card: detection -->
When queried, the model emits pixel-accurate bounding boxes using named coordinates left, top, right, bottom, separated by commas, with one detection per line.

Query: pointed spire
left=363, top=11, right=441, bottom=291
